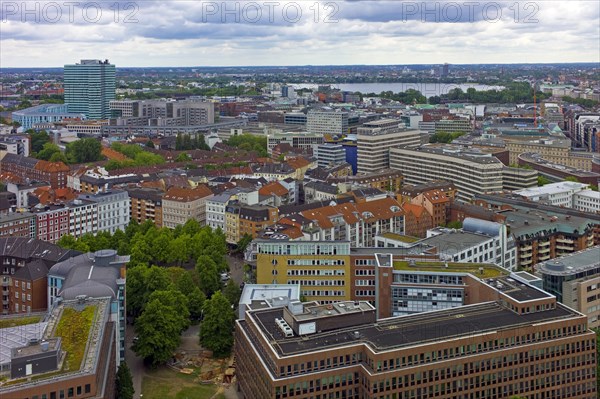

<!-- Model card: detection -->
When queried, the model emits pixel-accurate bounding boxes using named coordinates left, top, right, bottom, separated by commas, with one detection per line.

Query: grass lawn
left=0, top=315, right=42, bottom=329
left=142, top=367, right=219, bottom=399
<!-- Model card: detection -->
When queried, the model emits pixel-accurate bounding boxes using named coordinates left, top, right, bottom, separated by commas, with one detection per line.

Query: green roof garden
left=380, top=232, right=421, bottom=243
left=393, top=261, right=507, bottom=278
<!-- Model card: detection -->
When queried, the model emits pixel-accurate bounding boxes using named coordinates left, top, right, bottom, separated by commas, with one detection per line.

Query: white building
left=573, top=190, right=600, bottom=214
left=514, top=181, right=600, bottom=213
left=206, top=193, right=231, bottom=232
left=357, top=119, right=421, bottom=174
left=68, top=199, right=98, bottom=238
left=306, top=109, right=349, bottom=136
left=314, top=143, right=346, bottom=168
left=514, top=182, right=588, bottom=207
left=78, top=190, right=130, bottom=234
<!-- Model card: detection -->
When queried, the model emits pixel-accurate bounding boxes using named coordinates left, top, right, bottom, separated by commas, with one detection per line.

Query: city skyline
left=1, top=1, right=599, bottom=68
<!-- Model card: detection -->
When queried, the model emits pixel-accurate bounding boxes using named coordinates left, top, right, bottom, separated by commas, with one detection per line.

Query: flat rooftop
left=0, top=322, right=48, bottom=366
left=379, top=232, right=420, bottom=243
left=537, top=246, right=600, bottom=276
left=394, top=261, right=506, bottom=278
left=292, top=301, right=374, bottom=322
left=246, top=301, right=577, bottom=357
left=485, top=276, right=552, bottom=302
left=417, top=230, right=492, bottom=254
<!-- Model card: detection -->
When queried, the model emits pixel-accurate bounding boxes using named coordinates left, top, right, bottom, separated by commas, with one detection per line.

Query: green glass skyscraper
left=64, top=59, right=116, bottom=119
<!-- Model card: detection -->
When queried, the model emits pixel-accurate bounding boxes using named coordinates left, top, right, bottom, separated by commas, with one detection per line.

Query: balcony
left=538, top=240, right=550, bottom=247
left=521, top=243, right=532, bottom=251
left=521, top=258, right=533, bottom=266
left=556, top=237, right=574, bottom=244
left=538, top=253, right=551, bottom=262
left=538, top=247, right=550, bottom=254
left=556, top=245, right=573, bottom=251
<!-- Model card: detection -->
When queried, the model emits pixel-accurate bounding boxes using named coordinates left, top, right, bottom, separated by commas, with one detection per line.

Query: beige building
left=537, top=247, right=600, bottom=329
left=390, top=145, right=504, bottom=202
left=504, top=137, right=594, bottom=170
left=357, top=119, right=421, bottom=174
left=162, top=186, right=213, bottom=228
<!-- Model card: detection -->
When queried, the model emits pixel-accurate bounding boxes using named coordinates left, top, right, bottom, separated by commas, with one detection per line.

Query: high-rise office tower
left=64, top=59, right=116, bottom=119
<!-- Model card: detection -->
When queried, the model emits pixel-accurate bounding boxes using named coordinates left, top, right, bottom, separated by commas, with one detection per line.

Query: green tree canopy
left=66, top=138, right=102, bottom=163
left=196, top=255, right=221, bottom=297
left=199, top=291, right=235, bottom=357
left=133, top=297, right=183, bottom=366
left=115, top=362, right=135, bottom=399
left=36, top=142, right=62, bottom=161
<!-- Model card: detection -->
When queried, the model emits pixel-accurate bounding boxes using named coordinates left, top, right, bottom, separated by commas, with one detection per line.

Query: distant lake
left=291, top=83, right=505, bottom=97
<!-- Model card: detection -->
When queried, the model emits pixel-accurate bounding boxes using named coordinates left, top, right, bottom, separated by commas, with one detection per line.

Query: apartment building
left=357, top=119, right=421, bottom=174
left=127, top=187, right=164, bottom=227
left=473, top=193, right=600, bottom=269
left=225, top=203, right=279, bottom=244
left=504, top=137, right=594, bottom=170
left=162, top=186, right=214, bottom=228
left=537, top=247, right=600, bottom=328
left=278, top=197, right=405, bottom=248
left=0, top=212, right=36, bottom=239
left=1, top=154, right=69, bottom=189
left=32, top=205, right=70, bottom=243
left=410, top=189, right=453, bottom=227
left=78, top=190, right=130, bottom=234
left=0, top=237, right=75, bottom=315
left=390, top=145, right=536, bottom=202
left=68, top=199, right=98, bottom=238
left=236, top=280, right=597, bottom=399
left=206, top=193, right=231, bottom=232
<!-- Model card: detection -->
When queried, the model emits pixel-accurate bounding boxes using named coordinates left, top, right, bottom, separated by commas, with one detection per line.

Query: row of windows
left=288, top=280, right=345, bottom=287
left=287, top=259, right=346, bottom=266
left=25, top=383, right=91, bottom=399
left=301, top=290, right=345, bottom=297
left=286, top=269, right=345, bottom=276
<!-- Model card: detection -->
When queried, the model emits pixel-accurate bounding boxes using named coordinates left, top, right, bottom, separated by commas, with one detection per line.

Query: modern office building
left=236, top=272, right=597, bottom=399
left=48, top=249, right=128, bottom=362
left=390, top=144, right=536, bottom=202
left=267, top=131, right=324, bottom=154
left=109, top=99, right=215, bottom=126
left=357, top=119, right=421, bottom=174
left=0, top=297, right=118, bottom=399
left=64, top=59, right=116, bottom=119
left=307, top=109, right=349, bottom=136
left=314, top=143, right=346, bottom=168
left=536, top=246, right=600, bottom=328
left=11, top=104, right=85, bottom=130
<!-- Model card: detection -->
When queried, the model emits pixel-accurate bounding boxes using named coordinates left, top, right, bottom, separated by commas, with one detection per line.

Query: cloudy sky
left=1, top=0, right=599, bottom=67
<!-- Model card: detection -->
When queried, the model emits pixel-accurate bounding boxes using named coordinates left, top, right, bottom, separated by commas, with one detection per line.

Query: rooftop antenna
left=533, top=88, right=537, bottom=128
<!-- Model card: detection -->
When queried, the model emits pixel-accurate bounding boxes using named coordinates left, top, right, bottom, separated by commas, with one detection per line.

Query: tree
left=115, top=362, right=135, bottom=399
left=145, top=140, right=155, bottom=148
left=28, top=130, right=50, bottom=153
left=175, top=153, right=191, bottom=162
left=538, top=175, right=552, bottom=186
left=56, top=234, right=90, bottom=253
left=564, top=176, right=580, bottom=183
left=147, top=289, right=190, bottom=332
left=36, top=142, right=62, bottom=160
left=223, top=279, right=241, bottom=308
left=49, top=152, right=69, bottom=163
left=66, top=138, right=102, bottom=163
left=188, top=287, right=206, bottom=320
left=199, top=291, right=235, bottom=357
left=134, top=298, right=183, bottom=366
left=196, top=255, right=221, bottom=297
left=125, top=265, right=149, bottom=318
left=235, top=233, right=253, bottom=254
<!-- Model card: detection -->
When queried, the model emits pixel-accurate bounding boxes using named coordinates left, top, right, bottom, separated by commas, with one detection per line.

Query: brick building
left=1, top=154, right=69, bottom=189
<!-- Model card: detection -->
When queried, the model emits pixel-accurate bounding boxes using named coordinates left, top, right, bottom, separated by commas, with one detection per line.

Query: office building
left=48, top=249, right=128, bottom=362
left=0, top=297, right=117, bottom=399
left=236, top=274, right=597, bottom=399
left=514, top=182, right=600, bottom=214
left=109, top=99, right=215, bottom=126
left=314, top=143, right=346, bottom=168
left=517, top=152, right=600, bottom=186
left=267, top=131, right=324, bottom=154
left=537, top=246, right=600, bottom=328
left=307, top=109, right=349, bottom=136
left=357, top=119, right=421, bottom=174
left=64, top=59, right=116, bottom=119
left=0, top=212, right=36, bottom=239
left=390, top=145, right=536, bottom=202
left=11, top=104, right=85, bottom=130
left=284, top=112, right=307, bottom=125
